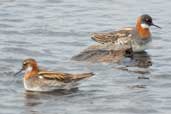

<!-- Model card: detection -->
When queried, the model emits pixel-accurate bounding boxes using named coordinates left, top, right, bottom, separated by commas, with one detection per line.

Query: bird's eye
left=145, top=18, right=151, bottom=23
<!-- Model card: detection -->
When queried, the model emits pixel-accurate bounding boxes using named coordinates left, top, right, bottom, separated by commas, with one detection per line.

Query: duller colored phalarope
left=91, top=14, right=161, bottom=52
left=15, top=58, right=94, bottom=92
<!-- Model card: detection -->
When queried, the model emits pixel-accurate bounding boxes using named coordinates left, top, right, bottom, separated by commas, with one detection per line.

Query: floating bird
left=15, top=58, right=94, bottom=92
left=91, top=14, right=161, bottom=52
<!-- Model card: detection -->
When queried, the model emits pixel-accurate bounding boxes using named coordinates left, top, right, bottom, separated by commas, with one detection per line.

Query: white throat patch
left=26, top=66, right=33, bottom=73
left=141, top=23, right=149, bottom=29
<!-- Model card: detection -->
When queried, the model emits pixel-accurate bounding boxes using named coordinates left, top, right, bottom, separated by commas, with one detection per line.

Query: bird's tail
left=72, top=72, right=94, bottom=81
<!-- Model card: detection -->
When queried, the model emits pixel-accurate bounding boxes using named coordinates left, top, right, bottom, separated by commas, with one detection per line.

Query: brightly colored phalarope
left=91, top=14, right=161, bottom=52
left=15, top=58, right=94, bottom=92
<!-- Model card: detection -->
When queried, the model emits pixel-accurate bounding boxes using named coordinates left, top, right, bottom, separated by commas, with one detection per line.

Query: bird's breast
left=131, top=39, right=151, bottom=52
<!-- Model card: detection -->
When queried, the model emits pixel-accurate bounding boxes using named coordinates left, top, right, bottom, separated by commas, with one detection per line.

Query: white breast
left=141, top=23, right=150, bottom=29
left=131, top=40, right=151, bottom=52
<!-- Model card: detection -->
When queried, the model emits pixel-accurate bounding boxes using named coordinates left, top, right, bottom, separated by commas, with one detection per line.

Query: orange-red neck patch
left=136, top=16, right=151, bottom=39
left=24, top=65, right=39, bottom=80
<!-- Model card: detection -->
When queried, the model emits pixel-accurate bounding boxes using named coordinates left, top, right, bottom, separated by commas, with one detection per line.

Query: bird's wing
left=38, top=71, right=94, bottom=83
left=38, top=71, right=72, bottom=82
left=91, top=27, right=133, bottom=44
left=90, top=28, right=135, bottom=51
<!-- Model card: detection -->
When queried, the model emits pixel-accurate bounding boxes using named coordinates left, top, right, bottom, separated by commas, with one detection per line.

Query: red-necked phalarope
left=91, top=14, right=161, bottom=52
left=15, top=58, right=94, bottom=92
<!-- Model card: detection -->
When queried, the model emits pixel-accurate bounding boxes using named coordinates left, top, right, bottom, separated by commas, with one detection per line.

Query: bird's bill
left=14, top=68, right=24, bottom=76
left=152, top=23, right=161, bottom=28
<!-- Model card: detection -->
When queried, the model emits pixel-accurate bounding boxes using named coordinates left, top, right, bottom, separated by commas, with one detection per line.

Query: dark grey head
left=141, top=14, right=161, bottom=28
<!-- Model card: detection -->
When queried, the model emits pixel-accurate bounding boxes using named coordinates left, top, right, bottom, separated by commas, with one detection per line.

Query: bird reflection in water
left=124, top=51, right=152, bottom=68
left=72, top=46, right=152, bottom=75
left=23, top=88, right=78, bottom=114
left=72, top=45, right=133, bottom=63
left=116, top=51, right=152, bottom=75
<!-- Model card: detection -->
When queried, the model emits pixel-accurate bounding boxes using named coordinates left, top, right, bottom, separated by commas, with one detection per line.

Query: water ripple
left=0, top=0, right=170, bottom=114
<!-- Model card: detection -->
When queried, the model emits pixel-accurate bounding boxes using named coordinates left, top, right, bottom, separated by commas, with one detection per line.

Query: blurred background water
left=0, top=0, right=171, bottom=114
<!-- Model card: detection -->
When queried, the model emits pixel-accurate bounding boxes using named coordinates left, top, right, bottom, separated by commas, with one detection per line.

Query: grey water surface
left=0, top=0, right=171, bottom=114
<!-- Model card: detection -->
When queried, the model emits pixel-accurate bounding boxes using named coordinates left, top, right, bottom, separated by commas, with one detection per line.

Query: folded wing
left=38, top=71, right=94, bottom=83
left=90, top=28, right=134, bottom=51
left=91, top=28, right=133, bottom=44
